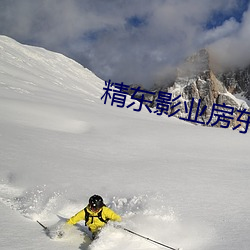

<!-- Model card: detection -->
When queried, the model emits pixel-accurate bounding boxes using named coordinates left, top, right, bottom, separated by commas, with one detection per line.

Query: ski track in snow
left=0, top=99, right=91, bottom=134
left=0, top=178, right=211, bottom=250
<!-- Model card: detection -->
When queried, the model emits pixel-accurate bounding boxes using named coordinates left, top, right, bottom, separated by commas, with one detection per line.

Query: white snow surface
left=0, top=35, right=250, bottom=250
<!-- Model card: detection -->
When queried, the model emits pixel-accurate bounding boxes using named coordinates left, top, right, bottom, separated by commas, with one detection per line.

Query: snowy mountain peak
left=0, top=35, right=104, bottom=102
left=144, top=48, right=250, bottom=130
left=0, top=35, right=106, bottom=134
left=177, top=49, right=210, bottom=78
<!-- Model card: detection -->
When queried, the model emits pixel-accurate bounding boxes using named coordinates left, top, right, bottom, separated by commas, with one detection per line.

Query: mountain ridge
left=146, top=48, right=250, bottom=130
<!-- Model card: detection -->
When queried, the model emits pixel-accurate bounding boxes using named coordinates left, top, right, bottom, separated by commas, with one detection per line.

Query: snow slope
left=0, top=36, right=250, bottom=250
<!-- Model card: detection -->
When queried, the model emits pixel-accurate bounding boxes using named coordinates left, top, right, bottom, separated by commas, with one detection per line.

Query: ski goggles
left=89, top=204, right=101, bottom=212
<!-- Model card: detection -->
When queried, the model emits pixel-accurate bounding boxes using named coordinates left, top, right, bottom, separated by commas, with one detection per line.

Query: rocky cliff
left=148, top=49, right=250, bottom=130
left=217, top=66, right=250, bottom=99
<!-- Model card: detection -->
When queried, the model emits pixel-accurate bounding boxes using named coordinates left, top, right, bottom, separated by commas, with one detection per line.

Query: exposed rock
left=146, top=49, right=250, bottom=130
left=217, top=66, right=250, bottom=99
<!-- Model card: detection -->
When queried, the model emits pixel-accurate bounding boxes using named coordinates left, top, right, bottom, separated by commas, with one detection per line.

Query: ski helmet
left=89, top=195, right=104, bottom=210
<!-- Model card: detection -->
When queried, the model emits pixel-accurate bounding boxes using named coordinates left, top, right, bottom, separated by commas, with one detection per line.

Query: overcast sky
left=0, top=0, right=249, bottom=87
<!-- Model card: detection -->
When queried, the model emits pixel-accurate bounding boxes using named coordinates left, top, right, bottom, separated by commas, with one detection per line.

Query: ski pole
left=37, top=220, right=48, bottom=231
left=122, top=227, right=180, bottom=250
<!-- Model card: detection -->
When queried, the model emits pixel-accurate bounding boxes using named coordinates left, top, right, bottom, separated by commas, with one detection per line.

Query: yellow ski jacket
left=67, top=206, right=121, bottom=233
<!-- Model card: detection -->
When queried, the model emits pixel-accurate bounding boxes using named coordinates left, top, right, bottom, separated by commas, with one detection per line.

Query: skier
left=66, top=194, right=121, bottom=239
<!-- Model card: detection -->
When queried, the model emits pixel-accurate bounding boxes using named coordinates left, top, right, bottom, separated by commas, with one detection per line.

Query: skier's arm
left=67, top=209, right=85, bottom=225
left=104, top=207, right=122, bottom=222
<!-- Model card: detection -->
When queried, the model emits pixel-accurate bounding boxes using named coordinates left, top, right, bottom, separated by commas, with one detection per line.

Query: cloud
left=209, top=4, right=250, bottom=69
left=0, top=0, right=249, bottom=87
left=200, top=18, right=240, bottom=45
